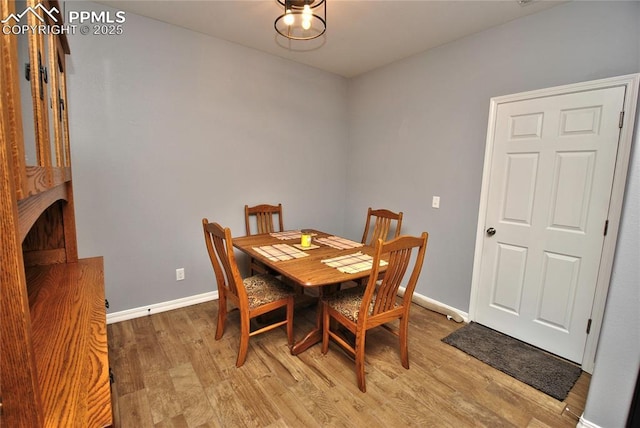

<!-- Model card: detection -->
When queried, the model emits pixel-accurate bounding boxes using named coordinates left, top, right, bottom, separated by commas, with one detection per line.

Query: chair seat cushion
left=325, top=285, right=400, bottom=322
left=323, top=288, right=371, bottom=322
left=243, top=274, right=293, bottom=309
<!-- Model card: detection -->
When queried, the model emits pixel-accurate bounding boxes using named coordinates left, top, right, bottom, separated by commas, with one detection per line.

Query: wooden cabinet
left=0, top=0, right=112, bottom=426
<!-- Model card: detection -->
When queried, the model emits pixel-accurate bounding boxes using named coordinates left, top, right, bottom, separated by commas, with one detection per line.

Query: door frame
left=469, top=74, right=640, bottom=373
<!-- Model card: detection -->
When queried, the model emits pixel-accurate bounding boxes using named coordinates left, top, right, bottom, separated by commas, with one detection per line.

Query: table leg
left=290, top=293, right=323, bottom=355
left=290, top=285, right=338, bottom=355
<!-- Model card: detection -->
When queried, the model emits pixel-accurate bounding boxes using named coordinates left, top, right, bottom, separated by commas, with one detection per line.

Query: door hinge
left=604, top=220, right=609, bottom=236
left=586, top=318, right=592, bottom=334
left=619, top=111, right=624, bottom=128
left=105, top=299, right=110, bottom=309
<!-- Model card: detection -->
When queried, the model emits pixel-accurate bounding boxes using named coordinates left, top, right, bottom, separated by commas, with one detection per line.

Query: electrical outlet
left=432, top=196, right=440, bottom=209
left=176, top=268, right=185, bottom=281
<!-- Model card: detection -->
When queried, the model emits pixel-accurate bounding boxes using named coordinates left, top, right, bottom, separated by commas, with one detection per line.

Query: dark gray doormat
left=442, top=322, right=582, bottom=401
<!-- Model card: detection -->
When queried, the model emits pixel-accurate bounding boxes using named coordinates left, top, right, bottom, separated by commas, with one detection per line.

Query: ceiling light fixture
left=274, top=0, right=326, bottom=41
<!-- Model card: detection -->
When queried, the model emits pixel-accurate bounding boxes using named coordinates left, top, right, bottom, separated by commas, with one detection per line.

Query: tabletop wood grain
left=233, top=229, right=382, bottom=287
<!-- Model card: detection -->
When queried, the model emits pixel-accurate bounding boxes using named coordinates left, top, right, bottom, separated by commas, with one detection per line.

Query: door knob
left=486, top=227, right=496, bottom=236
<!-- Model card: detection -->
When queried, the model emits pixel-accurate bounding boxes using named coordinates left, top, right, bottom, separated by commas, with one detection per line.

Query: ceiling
left=95, top=0, right=567, bottom=78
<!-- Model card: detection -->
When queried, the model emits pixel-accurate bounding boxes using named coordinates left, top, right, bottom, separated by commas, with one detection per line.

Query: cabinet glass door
left=43, top=32, right=56, bottom=167
left=15, top=0, right=37, bottom=166
left=52, top=41, right=70, bottom=167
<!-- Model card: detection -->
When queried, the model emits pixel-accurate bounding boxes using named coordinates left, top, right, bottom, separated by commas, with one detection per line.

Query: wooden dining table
left=233, top=229, right=384, bottom=355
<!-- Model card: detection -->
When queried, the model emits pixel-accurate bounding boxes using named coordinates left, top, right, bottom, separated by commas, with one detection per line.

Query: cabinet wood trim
left=17, top=180, right=67, bottom=242
left=27, top=257, right=112, bottom=428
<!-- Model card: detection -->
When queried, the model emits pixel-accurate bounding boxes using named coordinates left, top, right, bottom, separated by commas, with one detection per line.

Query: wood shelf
left=26, top=257, right=112, bottom=428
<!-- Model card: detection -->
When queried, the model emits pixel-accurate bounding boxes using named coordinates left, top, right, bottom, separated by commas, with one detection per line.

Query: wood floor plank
left=255, top=374, right=322, bottom=428
left=228, top=367, right=282, bottom=426
left=564, top=372, right=590, bottom=416
left=169, top=362, right=216, bottom=427
left=118, top=389, right=155, bottom=428
left=262, top=419, right=292, bottom=428
left=131, top=316, right=172, bottom=372
left=143, top=369, right=183, bottom=424
left=204, top=379, right=250, bottom=427
left=151, top=311, right=194, bottom=367
left=108, top=301, right=590, bottom=427
left=197, top=327, right=235, bottom=380
left=183, top=303, right=217, bottom=333
left=108, top=321, right=136, bottom=350
left=153, top=414, right=190, bottom=428
left=182, top=336, right=223, bottom=389
left=526, top=417, right=559, bottom=428
left=390, top=365, right=472, bottom=427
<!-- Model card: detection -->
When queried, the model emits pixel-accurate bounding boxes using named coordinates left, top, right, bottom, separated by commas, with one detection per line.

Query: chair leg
left=399, top=315, right=410, bottom=369
left=236, top=314, right=251, bottom=367
left=215, top=294, right=227, bottom=340
left=321, top=303, right=330, bottom=355
left=286, top=297, right=294, bottom=346
left=355, top=329, right=367, bottom=392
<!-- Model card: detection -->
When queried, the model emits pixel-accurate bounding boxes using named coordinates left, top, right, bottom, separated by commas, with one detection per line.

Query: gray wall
left=67, top=3, right=349, bottom=313
left=345, top=0, right=640, bottom=312
left=345, top=2, right=639, bottom=425
left=67, top=2, right=639, bottom=425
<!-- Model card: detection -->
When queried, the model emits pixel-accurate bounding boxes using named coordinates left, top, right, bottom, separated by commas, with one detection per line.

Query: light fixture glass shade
left=275, top=0, right=326, bottom=41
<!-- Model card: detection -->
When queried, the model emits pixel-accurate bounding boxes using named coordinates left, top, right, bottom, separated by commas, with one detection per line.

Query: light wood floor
left=107, top=300, right=590, bottom=427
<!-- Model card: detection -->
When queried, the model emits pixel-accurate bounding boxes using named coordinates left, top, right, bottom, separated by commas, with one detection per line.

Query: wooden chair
left=245, top=203, right=284, bottom=235
left=344, top=207, right=403, bottom=290
left=202, top=218, right=294, bottom=367
left=321, top=233, right=428, bottom=392
left=361, top=207, right=403, bottom=245
left=244, top=203, right=284, bottom=275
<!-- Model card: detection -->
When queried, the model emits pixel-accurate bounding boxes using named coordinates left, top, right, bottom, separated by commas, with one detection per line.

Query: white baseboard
left=577, top=415, right=602, bottom=428
left=399, top=287, right=469, bottom=323
left=106, top=289, right=468, bottom=325
left=106, top=291, right=218, bottom=324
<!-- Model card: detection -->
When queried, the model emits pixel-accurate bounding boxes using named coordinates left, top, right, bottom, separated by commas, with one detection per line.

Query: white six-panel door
left=473, top=85, right=626, bottom=364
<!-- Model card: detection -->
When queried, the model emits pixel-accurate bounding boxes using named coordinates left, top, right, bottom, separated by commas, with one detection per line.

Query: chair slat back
left=361, top=208, right=403, bottom=246
left=362, top=233, right=428, bottom=319
left=203, top=219, right=245, bottom=302
left=245, top=204, right=284, bottom=235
